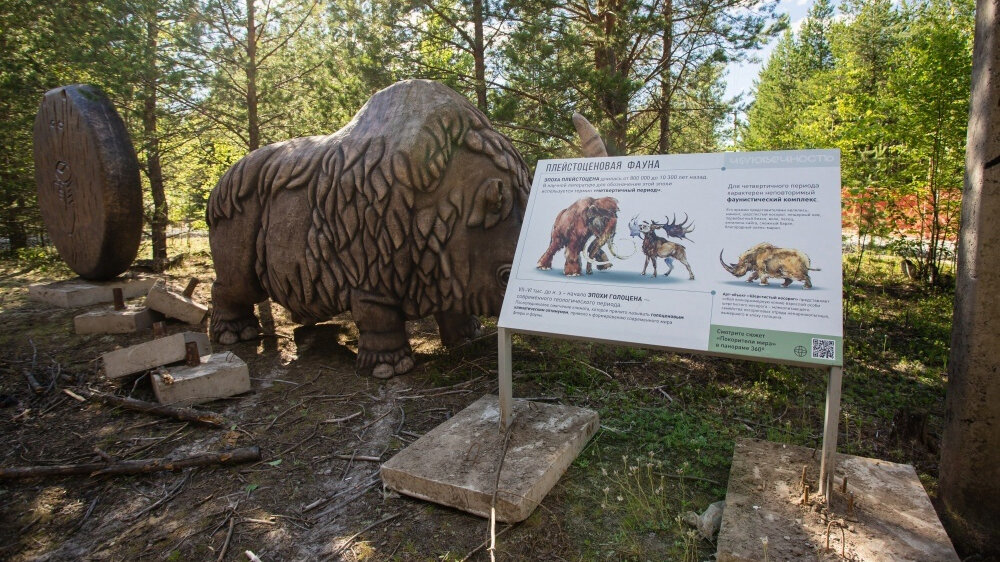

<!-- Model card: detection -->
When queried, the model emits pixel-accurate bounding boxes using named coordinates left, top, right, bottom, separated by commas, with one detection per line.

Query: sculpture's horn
left=572, top=113, right=609, bottom=158
left=719, top=249, right=736, bottom=274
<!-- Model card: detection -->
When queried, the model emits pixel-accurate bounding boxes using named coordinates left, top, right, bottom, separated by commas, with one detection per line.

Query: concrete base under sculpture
left=102, top=332, right=212, bottom=379
left=381, top=395, right=599, bottom=523
left=74, top=306, right=158, bottom=334
left=29, top=276, right=157, bottom=308
left=151, top=352, right=250, bottom=406
left=716, top=438, right=959, bottom=561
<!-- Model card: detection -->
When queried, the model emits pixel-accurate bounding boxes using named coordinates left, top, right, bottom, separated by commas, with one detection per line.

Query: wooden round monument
left=33, top=84, right=142, bottom=280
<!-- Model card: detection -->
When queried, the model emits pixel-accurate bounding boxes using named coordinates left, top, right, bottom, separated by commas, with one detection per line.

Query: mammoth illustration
left=207, top=80, right=533, bottom=378
left=720, top=243, right=820, bottom=288
left=536, top=197, right=632, bottom=276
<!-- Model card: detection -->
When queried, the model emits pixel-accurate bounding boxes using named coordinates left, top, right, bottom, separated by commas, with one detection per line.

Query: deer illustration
left=627, top=214, right=695, bottom=279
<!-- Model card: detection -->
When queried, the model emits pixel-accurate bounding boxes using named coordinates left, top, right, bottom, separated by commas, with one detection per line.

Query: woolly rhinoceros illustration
left=719, top=243, right=820, bottom=288
left=207, top=80, right=531, bottom=378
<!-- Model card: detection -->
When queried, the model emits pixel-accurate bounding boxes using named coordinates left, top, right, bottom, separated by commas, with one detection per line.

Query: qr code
left=812, top=338, right=836, bottom=360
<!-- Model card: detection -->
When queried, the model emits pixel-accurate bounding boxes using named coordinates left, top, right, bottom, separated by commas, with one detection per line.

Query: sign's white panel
left=498, top=150, right=843, bottom=366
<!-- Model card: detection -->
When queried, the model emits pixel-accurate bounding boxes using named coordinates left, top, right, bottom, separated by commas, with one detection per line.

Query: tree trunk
left=939, top=0, right=1000, bottom=555
left=144, top=15, right=168, bottom=271
left=595, top=0, right=629, bottom=155
left=659, top=0, right=673, bottom=154
left=472, top=0, right=487, bottom=113
left=246, top=0, right=260, bottom=151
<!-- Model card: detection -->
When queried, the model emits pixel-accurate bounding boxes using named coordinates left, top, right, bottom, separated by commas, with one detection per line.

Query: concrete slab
left=145, top=281, right=208, bottom=325
left=381, top=395, right=599, bottom=523
left=102, top=332, right=212, bottom=379
left=716, top=438, right=959, bottom=562
left=28, top=276, right=157, bottom=308
left=74, top=306, right=158, bottom=334
left=151, top=352, right=250, bottom=406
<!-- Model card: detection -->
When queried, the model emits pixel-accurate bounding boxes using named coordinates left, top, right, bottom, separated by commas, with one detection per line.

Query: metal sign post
left=818, top=365, right=843, bottom=497
left=498, top=327, right=514, bottom=432
left=496, top=328, right=845, bottom=499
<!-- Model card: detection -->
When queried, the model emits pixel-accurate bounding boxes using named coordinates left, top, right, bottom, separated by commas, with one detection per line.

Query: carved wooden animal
left=720, top=242, right=819, bottom=288
left=207, top=80, right=531, bottom=378
left=627, top=216, right=695, bottom=279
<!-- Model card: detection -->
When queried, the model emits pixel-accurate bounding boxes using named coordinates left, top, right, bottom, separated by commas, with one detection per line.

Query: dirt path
left=0, top=264, right=576, bottom=561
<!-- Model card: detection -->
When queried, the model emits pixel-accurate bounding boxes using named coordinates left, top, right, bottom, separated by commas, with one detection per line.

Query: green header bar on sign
left=708, top=324, right=843, bottom=366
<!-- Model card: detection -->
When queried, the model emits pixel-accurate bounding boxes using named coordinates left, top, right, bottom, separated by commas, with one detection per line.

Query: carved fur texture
left=536, top=197, right=620, bottom=276
left=207, top=80, right=530, bottom=374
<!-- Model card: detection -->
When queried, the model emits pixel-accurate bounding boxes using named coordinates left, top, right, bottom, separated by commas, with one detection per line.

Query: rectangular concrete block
left=29, top=276, right=158, bottom=308
left=102, top=332, right=212, bottom=379
left=381, top=395, right=599, bottom=523
left=151, top=352, right=250, bottom=406
left=716, top=438, right=959, bottom=562
left=74, top=307, right=158, bottom=334
left=145, top=282, right=208, bottom=325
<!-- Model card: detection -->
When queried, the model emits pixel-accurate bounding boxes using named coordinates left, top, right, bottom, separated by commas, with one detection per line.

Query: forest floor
left=0, top=238, right=953, bottom=561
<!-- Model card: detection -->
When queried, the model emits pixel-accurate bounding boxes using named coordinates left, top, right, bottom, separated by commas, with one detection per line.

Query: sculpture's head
left=358, top=80, right=530, bottom=318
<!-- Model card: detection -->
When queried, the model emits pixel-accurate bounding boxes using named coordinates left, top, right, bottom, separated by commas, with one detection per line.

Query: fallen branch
left=459, top=523, right=517, bottom=562
left=0, top=446, right=260, bottom=480
left=24, top=371, right=44, bottom=394
left=126, top=469, right=194, bottom=521
left=80, top=389, right=226, bottom=427
left=333, top=454, right=381, bottom=462
left=321, top=411, right=362, bottom=424
left=325, top=512, right=401, bottom=560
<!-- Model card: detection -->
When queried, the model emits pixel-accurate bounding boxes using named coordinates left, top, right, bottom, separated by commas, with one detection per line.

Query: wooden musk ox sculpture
left=719, top=243, right=820, bottom=288
left=207, top=80, right=531, bottom=378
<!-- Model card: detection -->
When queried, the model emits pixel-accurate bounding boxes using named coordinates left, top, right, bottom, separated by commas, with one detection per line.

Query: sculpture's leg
left=536, top=235, right=561, bottom=270
left=210, top=282, right=264, bottom=345
left=641, top=256, right=650, bottom=275
left=747, top=271, right=759, bottom=283
left=803, top=275, right=813, bottom=289
left=351, top=290, right=413, bottom=379
left=435, top=312, right=484, bottom=346
left=209, top=216, right=265, bottom=345
left=782, top=277, right=794, bottom=287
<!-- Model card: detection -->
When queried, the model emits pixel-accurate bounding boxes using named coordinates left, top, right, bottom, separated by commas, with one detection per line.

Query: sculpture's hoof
left=369, top=356, right=414, bottom=379
left=567, top=272, right=581, bottom=277
left=358, top=344, right=414, bottom=379
left=394, top=356, right=415, bottom=374
left=536, top=265, right=551, bottom=270
left=211, top=314, right=261, bottom=345
left=597, top=264, right=613, bottom=271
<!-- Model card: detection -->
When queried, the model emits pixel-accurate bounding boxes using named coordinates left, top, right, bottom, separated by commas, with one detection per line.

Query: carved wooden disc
left=33, top=84, right=142, bottom=280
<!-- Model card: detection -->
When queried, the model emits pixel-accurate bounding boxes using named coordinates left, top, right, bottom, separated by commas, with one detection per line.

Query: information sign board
left=498, top=150, right=843, bottom=366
